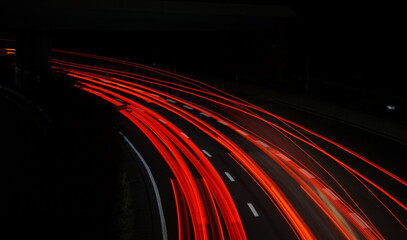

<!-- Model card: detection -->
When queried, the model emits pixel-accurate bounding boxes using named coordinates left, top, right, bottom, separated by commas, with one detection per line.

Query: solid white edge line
left=119, top=132, right=168, bottom=240
left=247, top=203, right=259, bottom=217
left=202, top=149, right=212, bottom=157
left=224, top=172, right=235, bottom=182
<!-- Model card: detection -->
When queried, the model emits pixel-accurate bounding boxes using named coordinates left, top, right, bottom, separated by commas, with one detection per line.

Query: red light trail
left=48, top=49, right=405, bottom=239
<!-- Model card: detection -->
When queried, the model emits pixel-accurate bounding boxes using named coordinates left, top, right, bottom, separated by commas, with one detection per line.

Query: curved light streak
left=51, top=49, right=406, bottom=240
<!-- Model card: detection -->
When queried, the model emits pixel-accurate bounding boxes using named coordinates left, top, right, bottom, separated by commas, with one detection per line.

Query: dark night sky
left=292, top=1, right=406, bottom=89
left=3, top=1, right=406, bottom=99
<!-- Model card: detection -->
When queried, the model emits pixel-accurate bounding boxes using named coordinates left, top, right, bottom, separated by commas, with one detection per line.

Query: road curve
left=51, top=49, right=406, bottom=240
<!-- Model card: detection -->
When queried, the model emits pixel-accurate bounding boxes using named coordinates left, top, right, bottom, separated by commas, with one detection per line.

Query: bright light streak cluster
left=51, top=49, right=406, bottom=240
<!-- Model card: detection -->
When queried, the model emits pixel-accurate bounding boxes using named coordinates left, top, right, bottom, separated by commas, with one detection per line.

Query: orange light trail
left=51, top=49, right=406, bottom=239
left=80, top=83, right=247, bottom=240
left=76, top=74, right=315, bottom=240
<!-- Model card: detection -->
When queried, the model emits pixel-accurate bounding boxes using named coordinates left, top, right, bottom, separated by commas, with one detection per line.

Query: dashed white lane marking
left=256, top=140, right=269, bottom=148
left=322, top=188, right=340, bottom=201
left=151, top=93, right=161, bottom=98
left=119, top=132, right=168, bottom=240
left=202, top=149, right=212, bottom=157
left=200, top=112, right=210, bottom=117
left=217, top=120, right=228, bottom=126
left=115, top=97, right=125, bottom=103
left=299, top=168, right=315, bottom=179
left=224, top=172, right=235, bottom=182
left=349, top=212, right=370, bottom=229
left=136, top=107, right=145, bottom=112
left=236, top=129, right=249, bottom=136
left=247, top=203, right=259, bottom=217
left=182, top=105, right=194, bottom=110
left=158, top=119, right=167, bottom=124
left=166, top=99, right=177, bottom=103
left=275, top=153, right=292, bottom=162
left=181, top=132, right=189, bottom=138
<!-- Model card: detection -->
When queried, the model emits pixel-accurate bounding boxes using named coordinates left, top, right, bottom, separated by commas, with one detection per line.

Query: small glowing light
left=0, top=48, right=16, bottom=55
left=387, top=105, right=396, bottom=111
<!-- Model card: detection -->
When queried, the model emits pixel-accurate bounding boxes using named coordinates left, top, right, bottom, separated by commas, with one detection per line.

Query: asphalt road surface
left=51, top=49, right=407, bottom=240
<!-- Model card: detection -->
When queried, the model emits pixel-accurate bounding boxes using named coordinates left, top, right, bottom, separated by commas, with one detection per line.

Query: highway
left=51, top=49, right=406, bottom=240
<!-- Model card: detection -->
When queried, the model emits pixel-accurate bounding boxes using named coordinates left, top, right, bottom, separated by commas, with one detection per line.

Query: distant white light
left=387, top=105, right=396, bottom=111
